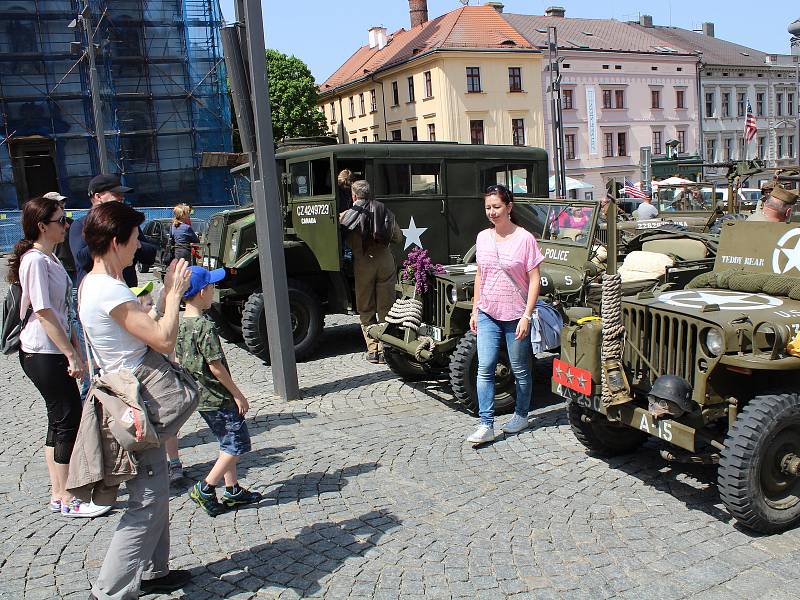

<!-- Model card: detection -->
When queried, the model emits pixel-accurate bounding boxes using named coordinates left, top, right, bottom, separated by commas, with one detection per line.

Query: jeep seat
left=618, top=250, right=674, bottom=283
left=641, top=238, right=707, bottom=261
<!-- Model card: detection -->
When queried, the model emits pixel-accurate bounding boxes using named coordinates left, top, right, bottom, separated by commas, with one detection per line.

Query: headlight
left=704, top=328, right=724, bottom=356
left=449, top=286, right=458, bottom=303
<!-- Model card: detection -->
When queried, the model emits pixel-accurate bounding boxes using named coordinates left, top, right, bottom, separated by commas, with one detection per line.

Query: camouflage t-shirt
left=175, top=315, right=234, bottom=411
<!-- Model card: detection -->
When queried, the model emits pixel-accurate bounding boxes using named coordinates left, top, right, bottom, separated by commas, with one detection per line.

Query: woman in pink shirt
left=9, top=196, right=107, bottom=517
left=467, top=185, right=543, bottom=444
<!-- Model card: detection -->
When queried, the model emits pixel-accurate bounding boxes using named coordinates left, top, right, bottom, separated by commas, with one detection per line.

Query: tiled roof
left=628, top=25, right=772, bottom=67
left=319, top=6, right=535, bottom=94
left=503, top=14, right=695, bottom=55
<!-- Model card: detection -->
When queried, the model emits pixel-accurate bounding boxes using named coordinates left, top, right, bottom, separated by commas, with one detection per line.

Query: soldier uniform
left=347, top=224, right=402, bottom=360
left=747, top=185, right=799, bottom=222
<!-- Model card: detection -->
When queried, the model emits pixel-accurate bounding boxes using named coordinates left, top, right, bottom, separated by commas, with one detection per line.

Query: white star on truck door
left=402, top=216, right=428, bottom=250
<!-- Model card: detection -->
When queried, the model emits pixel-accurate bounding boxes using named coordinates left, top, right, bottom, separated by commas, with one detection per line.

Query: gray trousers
left=92, top=445, right=170, bottom=600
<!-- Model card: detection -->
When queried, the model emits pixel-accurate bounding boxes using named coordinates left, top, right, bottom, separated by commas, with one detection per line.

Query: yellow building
left=318, top=5, right=545, bottom=149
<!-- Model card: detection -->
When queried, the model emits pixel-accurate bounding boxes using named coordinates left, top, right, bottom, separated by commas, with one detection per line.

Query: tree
left=266, top=49, right=328, bottom=141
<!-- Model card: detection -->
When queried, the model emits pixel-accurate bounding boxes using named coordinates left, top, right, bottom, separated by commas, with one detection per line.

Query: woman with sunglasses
left=467, top=185, right=543, bottom=444
left=8, top=196, right=108, bottom=517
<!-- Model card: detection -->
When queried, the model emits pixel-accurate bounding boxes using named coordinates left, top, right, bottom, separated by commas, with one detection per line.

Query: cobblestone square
left=2, top=276, right=800, bottom=600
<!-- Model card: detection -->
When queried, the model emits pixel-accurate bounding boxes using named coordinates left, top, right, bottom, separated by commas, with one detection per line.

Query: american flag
left=744, top=99, right=758, bottom=142
left=622, top=176, right=647, bottom=199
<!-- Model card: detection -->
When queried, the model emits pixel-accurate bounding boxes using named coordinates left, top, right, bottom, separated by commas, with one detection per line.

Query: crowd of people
left=8, top=176, right=262, bottom=599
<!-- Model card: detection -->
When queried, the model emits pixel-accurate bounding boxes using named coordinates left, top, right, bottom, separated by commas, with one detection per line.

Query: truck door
left=374, top=160, right=449, bottom=265
left=287, top=155, right=341, bottom=271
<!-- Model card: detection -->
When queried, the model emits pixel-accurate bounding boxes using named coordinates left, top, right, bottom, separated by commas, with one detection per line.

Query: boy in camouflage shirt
left=176, top=267, right=262, bottom=516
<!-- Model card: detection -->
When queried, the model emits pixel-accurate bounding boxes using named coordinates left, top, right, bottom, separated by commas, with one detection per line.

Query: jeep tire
left=208, top=304, right=243, bottom=343
left=241, top=280, right=324, bottom=363
left=449, top=331, right=516, bottom=415
left=719, top=392, right=800, bottom=533
left=567, top=401, right=647, bottom=457
left=383, top=347, right=429, bottom=381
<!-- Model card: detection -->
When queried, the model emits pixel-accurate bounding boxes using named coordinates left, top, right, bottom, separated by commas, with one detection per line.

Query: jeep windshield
left=514, top=202, right=597, bottom=247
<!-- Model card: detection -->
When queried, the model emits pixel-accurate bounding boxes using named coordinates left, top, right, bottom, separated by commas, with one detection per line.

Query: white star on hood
left=402, top=216, right=428, bottom=250
left=780, top=237, right=800, bottom=274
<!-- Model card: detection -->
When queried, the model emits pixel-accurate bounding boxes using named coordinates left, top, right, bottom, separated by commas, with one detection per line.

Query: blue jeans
left=476, top=310, right=532, bottom=427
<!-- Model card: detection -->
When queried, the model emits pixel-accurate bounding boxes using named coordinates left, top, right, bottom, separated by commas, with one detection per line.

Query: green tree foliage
left=266, top=49, right=328, bottom=141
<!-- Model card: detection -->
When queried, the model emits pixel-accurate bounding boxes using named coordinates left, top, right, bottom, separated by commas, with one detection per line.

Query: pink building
left=505, top=9, right=701, bottom=197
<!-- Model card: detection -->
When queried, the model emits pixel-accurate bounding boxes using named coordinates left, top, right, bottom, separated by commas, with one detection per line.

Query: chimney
left=702, top=22, right=715, bottom=37
left=545, top=6, right=565, bottom=18
left=639, top=14, right=653, bottom=28
left=409, top=0, right=428, bottom=29
left=368, top=26, right=388, bottom=50
left=486, top=2, right=504, bottom=13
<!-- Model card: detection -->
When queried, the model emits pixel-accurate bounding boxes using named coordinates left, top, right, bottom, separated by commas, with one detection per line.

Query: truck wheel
left=241, top=280, right=324, bottom=363
left=383, top=348, right=429, bottom=381
left=718, top=393, right=800, bottom=533
left=208, top=305, right=243, bottom=343
left=449, top=331, right=516, bottom=415
left=567, top=401, right=647, bottom=457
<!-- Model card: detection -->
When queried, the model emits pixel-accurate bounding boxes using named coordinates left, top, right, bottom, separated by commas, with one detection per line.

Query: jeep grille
left=422, top=279, right=450, bottom=327
left=206, top=215, right=224, bottom=258
left=622, top=306, right=698, bottom=389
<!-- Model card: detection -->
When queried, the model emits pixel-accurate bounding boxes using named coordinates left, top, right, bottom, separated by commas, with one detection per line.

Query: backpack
left=1, top=282, right=33, bottom=355
left=369, top=199, right=396, bottom=246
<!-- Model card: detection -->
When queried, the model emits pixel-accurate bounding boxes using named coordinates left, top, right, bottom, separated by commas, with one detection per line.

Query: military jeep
left=370, top=198, right=718, bottom=413
left=202, top=142, right=549, bottom=361
left=557, top=220, right=800, bottom=533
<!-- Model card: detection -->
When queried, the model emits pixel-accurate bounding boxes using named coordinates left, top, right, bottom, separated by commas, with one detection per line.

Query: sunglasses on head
left=45, top=215, right=67, bottom=226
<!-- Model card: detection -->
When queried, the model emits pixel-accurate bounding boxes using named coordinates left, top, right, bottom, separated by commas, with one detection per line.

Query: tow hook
left=780, top=454, right=800, bottom=476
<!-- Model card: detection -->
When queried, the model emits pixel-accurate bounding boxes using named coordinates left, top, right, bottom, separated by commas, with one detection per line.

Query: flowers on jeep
left=401, top=248, right=446, bottom=294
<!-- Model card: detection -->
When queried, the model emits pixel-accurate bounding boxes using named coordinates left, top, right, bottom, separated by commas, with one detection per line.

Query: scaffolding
left=0, top=0, right=233, bottom=209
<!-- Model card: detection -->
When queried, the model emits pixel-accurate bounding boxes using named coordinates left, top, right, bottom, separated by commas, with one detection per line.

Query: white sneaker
left=61, top=498, right=113, bottom=518
left=467, top=425, right=496, bottom=444
left=502, top=413, right=530, bottom=434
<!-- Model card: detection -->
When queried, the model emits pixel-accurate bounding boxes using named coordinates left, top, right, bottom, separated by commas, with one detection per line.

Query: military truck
left=370, top=198, right=718, bottom=413
left=556, top=219, right=800, bottom=533
left=203, top=142, right=549, bottom=361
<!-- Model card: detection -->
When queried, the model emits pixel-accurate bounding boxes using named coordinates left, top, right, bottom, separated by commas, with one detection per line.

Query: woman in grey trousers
left=79, top=201, right=192, bottom=600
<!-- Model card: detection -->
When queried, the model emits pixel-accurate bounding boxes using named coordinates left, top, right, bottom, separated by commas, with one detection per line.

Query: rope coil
left=385, top=297, right=424, bottom=332
left=601, top=273, right=624, bottom=407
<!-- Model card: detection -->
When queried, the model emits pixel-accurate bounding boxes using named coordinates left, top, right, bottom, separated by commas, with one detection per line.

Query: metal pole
left=796, top=62, right=799, bottom=169
left=548, top=27, right=566, bottom=198
left=241, top=0, right=300, bottom=400
left=82, top=1, right=108, bottom=173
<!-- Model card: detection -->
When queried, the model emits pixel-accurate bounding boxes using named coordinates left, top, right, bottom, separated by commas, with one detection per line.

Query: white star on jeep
left=693, top=292, right=763, bottom=306
left=780, top=237, right=800, bottom=274
left=401, top=216, right=428, bottom=250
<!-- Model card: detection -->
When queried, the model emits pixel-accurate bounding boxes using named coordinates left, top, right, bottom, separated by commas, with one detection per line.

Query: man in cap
left=747, top=184, right=799, bottom=223
left=69, top=174, right=156, bottom=288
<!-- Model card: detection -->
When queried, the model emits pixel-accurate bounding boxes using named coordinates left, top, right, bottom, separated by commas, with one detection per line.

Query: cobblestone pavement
left=2, top=272, right=800, bottom=600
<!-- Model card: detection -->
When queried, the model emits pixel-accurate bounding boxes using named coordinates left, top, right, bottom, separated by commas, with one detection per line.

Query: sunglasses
left=45, top=215, right=68, bottom=226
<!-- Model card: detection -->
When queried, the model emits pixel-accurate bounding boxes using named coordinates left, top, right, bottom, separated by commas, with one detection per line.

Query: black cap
left=88, top=174, right=133, bottom=197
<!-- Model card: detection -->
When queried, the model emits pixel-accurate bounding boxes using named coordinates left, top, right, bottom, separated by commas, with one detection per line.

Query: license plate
left=552, top=358, right=592, bottom=396
left=418, top=324, right=443, bottom=342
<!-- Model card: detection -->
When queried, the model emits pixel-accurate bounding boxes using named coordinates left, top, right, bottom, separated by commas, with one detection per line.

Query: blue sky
left=219, top=1, right=799, bottom=84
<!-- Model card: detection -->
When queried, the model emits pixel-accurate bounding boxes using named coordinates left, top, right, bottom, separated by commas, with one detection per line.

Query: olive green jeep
left=557, top=220, right=800, bottom=533
left=370, top=199, right=718, bottom=413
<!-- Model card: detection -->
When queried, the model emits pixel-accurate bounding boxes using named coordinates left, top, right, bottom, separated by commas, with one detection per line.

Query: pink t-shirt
left=475, top=227, right=544, bottom=321
left=19, top=249, right=72, bottom=354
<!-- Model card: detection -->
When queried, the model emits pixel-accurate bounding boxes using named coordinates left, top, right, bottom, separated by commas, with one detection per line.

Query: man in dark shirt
left=69, top=174, right=156, bottom=288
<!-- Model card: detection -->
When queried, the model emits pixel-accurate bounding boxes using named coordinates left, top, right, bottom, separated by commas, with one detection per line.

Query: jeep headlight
left=704, top=328, right=724, bottom=356
left=449, top=286, right=458, bottom=303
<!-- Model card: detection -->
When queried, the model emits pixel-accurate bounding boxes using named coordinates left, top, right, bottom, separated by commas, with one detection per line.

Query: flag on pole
left=744, top=99, right=758, bottom=142
left=623, top=176, right=647, bottom=199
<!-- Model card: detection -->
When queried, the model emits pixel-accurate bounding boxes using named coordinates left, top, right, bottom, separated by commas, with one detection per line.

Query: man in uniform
left=339, top=180, right=402, bottom=363
left=747, top=184, right=799, bottom=223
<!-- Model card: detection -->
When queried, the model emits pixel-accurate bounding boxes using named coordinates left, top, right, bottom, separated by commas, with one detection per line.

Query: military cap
left=760, top=181, right=774, bottom=193
left=769, top=185, right=799, bottom=205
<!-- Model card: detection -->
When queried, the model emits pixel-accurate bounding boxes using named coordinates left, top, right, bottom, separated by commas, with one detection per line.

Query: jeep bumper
left=369, top=322, right=456, bottom=362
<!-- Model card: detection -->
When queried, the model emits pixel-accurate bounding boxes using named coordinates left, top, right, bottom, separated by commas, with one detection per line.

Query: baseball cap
left=43, top=191, right=67, bottom=202
left=130, top=281, right=154, bottom=297
left=88, top=174, right=133, bottom=197
left=184, top=266, right=226, bottom=299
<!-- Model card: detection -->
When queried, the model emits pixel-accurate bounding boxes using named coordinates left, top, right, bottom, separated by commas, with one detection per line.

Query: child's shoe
left=168, top=460, right=186, bottom=483
left=221, top=485, right=263, bottom=508
left=189, top=482, right=227, bottom=517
